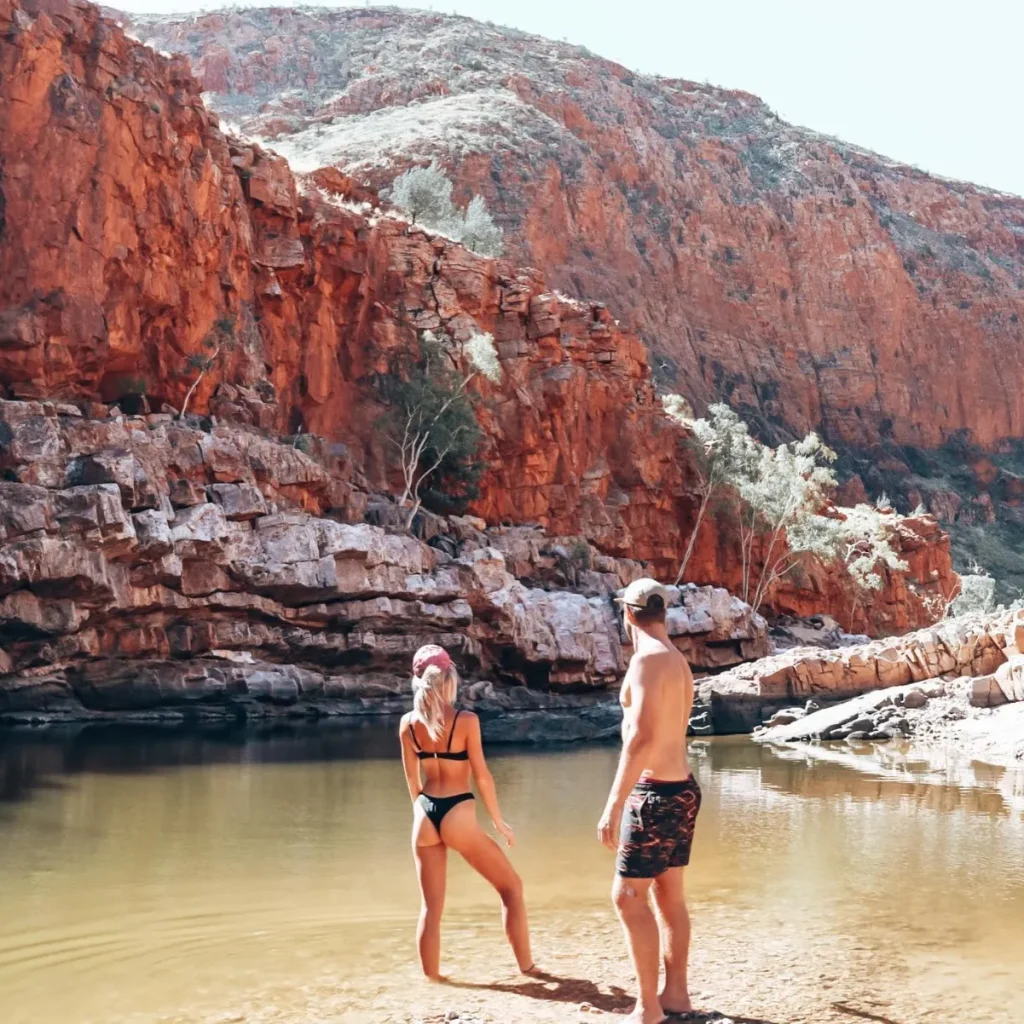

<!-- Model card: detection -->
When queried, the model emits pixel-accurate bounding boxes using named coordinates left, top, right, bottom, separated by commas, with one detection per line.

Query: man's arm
left=598, top=655, right=659, bottom=849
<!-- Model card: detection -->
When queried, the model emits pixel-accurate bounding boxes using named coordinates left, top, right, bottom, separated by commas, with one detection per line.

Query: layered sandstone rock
left=131, top=6, right=1024, bottom=455
left=702, top=609, right=1020, bottom=733
left=0, top=0, right=956, bottom=634
left=0, top=399, right=771, bottom=723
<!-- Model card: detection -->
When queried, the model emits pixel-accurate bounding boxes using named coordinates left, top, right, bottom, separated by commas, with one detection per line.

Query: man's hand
left=597, top=804, right=622, bottom=850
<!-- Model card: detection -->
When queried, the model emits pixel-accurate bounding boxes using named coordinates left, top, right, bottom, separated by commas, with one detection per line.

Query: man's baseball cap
left=614, top=578, right=670, bottom=610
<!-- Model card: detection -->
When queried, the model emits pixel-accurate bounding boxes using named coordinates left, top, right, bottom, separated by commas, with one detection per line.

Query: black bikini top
left=411, top=710, right=469, bottom=761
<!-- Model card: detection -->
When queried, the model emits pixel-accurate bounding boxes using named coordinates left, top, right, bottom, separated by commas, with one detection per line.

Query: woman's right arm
left=398, top=716, right=422, bottom=803
left=465, top=713, right=515, bottom=847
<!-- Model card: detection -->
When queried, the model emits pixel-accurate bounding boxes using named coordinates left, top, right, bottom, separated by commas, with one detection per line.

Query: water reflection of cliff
left=0, top=720, right=401, bottom=806
left=699, top=736, right=1024, bottom=819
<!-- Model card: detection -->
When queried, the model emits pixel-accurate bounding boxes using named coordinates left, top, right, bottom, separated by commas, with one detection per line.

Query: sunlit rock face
left=133, top=5, right=1024, bottom=454
left=1, top=0, right=955, bottom=652
left=0, top=400, right=774, bottom=723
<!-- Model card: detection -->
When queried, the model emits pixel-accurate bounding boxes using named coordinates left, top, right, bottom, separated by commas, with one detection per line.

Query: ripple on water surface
left=0, top=724, right=1022, bottom=1024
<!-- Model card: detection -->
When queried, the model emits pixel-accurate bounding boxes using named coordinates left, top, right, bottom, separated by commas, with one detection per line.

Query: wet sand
left=207, top=892, right=1021, bottom=1024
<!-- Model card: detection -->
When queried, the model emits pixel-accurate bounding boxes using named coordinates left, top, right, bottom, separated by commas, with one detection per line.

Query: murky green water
left=1, top=723, right=1022, bottom=1023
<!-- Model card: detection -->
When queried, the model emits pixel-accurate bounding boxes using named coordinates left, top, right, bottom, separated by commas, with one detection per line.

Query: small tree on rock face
left=787, top=503, right=909, bottom=629
left=389, top=161, right=459, bottom=231
left=948, top=571, right=997, bottom=617
left=459, top=195, right=504, bottom=257
left=379, top=330, right=503, bottom=528
left=388, top=162, right=504, bottom=257
left=668, top=399, right=758, bottom=584
left=179, top=316, right=236, bottom=420
left=736, top=431, right=838, bottom=613
left=667, top=401, right=909, bottom=618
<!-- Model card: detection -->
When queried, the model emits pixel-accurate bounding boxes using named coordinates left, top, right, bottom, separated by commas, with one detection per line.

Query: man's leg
left=652, top=866, right=692, bottom=1013
left=612, top=874, right=666, bottom=1024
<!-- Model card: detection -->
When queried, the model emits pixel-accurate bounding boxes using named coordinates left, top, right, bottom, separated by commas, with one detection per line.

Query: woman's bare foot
left=522, top=964, right=556, bottom=980
left=624, top=1001, right=667, bottom=1024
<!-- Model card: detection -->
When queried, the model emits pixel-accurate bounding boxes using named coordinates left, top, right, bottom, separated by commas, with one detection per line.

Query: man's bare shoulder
left=633, top=646, right=692, bottom=678
left=631, top=647, right=677, bottom=674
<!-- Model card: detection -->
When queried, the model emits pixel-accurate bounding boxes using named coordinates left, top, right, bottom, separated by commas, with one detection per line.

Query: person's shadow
left=442, top=969, right=632, bottom=1013
left=442, top=970, right=785, bottom=1022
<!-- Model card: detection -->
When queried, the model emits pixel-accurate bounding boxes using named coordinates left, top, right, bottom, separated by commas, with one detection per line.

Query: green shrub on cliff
left=668, top=399, right=908, bottom=617
left=376, top=329, right=503, bottom=528
left=948, top=571, right=997, bottom=617
left=668, top=400, right=757, bottom=584
left=387, top=161, right=503, bottom=257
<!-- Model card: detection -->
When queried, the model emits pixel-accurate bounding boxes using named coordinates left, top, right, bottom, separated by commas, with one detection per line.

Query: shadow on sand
left=443, top=971, right=785, bottom=1022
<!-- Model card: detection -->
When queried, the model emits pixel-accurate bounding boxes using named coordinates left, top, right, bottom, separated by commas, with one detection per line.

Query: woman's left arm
left=398, top=717, right=422, bottom=802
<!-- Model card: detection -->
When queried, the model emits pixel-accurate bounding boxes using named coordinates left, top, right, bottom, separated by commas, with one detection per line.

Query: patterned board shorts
left=616, top=775, right=702, bottom=878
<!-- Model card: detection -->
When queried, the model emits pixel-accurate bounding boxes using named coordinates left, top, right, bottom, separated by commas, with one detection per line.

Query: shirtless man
left=598, top=578, right=701, bottom=1024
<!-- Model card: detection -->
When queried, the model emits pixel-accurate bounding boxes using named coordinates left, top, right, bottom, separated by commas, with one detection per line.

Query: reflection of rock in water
left=697, top=736, right=1024, bottom=820
left=0, top=719, right=404, bottom=804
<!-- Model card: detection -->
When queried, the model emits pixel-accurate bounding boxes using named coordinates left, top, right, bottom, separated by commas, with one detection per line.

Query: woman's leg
left=412, top=806, right=447, bottom=979
left=440, top=801, right=533, bottom=971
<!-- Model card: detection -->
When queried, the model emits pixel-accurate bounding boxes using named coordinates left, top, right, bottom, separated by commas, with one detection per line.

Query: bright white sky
left=118, top=0, right=1024, bottom=197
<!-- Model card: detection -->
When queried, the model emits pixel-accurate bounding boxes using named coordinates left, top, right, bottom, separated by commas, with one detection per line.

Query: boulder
left=994, top=656, right=1024, bottom=703
left=209, top=482, right=268, bottom=520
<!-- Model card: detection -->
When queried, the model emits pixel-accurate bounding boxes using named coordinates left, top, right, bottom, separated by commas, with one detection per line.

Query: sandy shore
left=314, top=899, right=1018, bottom=1024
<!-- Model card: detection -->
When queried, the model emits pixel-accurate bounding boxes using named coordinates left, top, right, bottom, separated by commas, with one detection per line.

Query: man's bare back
left=619, top=633, right=694, bottom=783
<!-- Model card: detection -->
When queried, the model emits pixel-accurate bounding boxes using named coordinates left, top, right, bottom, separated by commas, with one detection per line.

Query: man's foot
left=659, top=991, right=694, bottom=1016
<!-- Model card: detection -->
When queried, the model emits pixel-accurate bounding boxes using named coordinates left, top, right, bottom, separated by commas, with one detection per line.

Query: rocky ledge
left=699, top=609, right=1018, bottom=733
left=0, top=399, right=769, bottom=735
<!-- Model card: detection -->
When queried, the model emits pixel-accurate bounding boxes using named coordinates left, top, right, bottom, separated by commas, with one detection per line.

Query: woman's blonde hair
left=411, top=663, right=459, bottom=742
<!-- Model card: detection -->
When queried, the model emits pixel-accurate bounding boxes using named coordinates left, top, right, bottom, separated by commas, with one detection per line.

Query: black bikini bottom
left=418, top=791, right=474, bottom=831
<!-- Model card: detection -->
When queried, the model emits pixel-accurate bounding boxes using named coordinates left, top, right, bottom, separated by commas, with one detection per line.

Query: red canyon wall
left=0, top=0, right=955, bottom=634
left=128, top=6, right=1024, bottom=454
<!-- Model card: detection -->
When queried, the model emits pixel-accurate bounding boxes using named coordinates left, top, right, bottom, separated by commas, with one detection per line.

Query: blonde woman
left=399, top=644, right=534, bottom=979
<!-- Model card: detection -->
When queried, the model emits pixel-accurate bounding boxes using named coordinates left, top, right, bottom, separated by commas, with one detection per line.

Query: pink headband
left=412, top=644, right=453, bottom=676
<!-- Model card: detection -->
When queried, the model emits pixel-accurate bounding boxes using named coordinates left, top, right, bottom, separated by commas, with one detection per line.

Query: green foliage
left=735, top=431, right=840, bottom=611
left=661, top=392, right=694, bottom=425
left=789, top=504, right=908, bottom=592
left=178, top=314, right=238, bottom=419
left=672, top=401, right=757, bottom=583
left=459, top=196, right=504, bottom=258
left=672, top=401, right=904, bottom=612
left=463, top=330, right=502, bottom=383
left=387, top=162, right=504, bottom=257
left=388, top=161, right=457, bottom=229
left=377, top=339, right=488, bottom=522
left=186, top=352, right=215, bottom=373
left=569, top=539, right=593, bottom=572
left=949, top=573, right=997, bottom=617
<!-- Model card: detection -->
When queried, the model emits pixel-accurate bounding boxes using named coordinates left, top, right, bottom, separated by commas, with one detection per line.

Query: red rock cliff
left=130, top=6, right=1024, bottom=455
left=0, top=0, right=955, bottom=634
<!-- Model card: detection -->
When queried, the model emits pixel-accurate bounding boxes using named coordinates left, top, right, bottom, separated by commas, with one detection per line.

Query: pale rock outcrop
left=703, top=609, right=1022, bottom=732
left=0, top=403, right=769, bottom=724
